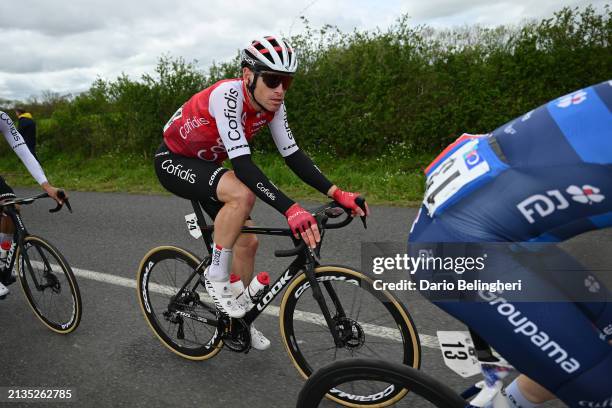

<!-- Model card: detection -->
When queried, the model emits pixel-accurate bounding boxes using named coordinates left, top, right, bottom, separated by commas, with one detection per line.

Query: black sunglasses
left=260, top=72, right=294, bottom=90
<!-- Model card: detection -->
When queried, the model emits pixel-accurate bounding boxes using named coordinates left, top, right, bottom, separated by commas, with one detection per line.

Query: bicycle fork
left=303, top=260, right=345, bottom=347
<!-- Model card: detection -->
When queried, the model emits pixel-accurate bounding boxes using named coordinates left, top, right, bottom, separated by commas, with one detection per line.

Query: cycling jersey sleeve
left=0, top=111, right=47, bottom=185
left=231, top=155, right=294, bottom=214
left=284, top=149, right=333, bottom=195
left=268, top=103, right=299, bottom=157
left=208, top=82, right=251, bottom=159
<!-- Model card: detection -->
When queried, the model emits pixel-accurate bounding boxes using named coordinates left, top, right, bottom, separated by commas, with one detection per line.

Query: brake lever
left=355, top=196, right=367, bottom=229
left=49, top=190, right=72, bottom=213
left=64, top=198, right=73, bottom=213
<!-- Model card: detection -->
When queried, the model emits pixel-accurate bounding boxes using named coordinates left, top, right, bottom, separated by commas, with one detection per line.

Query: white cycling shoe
left=250, top=324, right=271, bottom=351
left=203, top=271, right=246, bottom=319
left=0, top=281, right=9, bottom=299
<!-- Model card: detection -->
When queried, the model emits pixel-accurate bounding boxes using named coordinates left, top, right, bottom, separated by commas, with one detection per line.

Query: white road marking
left=66, top=264, right=439, bottom=349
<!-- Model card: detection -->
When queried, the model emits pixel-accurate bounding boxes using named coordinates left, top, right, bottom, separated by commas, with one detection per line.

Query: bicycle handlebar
left=0, top=190, right=72, bottom=214
left=273, top=197, right=367, bottom=258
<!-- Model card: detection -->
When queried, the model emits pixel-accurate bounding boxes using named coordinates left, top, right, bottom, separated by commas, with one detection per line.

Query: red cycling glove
left=285, top=203, right=317, bottom=237
left=332, top=188, right=367, bottom=215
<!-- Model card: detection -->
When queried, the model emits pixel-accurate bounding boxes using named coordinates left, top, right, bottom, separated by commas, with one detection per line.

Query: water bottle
left=0, top=240, right=11, bottom=270
left=228, top=272, right=270, bottom=310
left=244, top=272, right=270, bottom=305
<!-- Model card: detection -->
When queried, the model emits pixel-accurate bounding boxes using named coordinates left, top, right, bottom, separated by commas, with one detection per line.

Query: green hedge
left=1, top=5, right=610, bottom=161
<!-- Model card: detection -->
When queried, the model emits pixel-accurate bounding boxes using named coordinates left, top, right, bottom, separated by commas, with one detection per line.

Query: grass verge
left=0, top=151, right=430, bottom=206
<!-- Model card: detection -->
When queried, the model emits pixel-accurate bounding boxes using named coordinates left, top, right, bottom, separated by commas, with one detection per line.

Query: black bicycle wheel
left=16, top=235, right=82, bottom=334
left=296, top=358, right=466, bottom=408
left=280, top=265, right=421, bottom=407
left=137, top=246, right=222, bottom=360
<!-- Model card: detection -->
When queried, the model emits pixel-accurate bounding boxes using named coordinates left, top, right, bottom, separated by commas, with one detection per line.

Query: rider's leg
left=228, top=217, right=271, bottom=350
left=0, top=175, right=16, bottom=240
left=230, top=219, right=258, bottom=286
left=504, top=375, right=556, bottom=407
left=209, top=171, right=256, bottom=282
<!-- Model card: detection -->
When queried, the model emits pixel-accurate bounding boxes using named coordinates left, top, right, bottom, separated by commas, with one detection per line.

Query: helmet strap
left=247, top=71, right=270, bottom=113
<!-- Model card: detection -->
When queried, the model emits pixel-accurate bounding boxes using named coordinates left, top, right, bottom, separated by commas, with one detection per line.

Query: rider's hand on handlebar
left=41, top=182, right=66, bottom=205
left=331, top=188, right=370, bottom=217
left=285, top=203, right=320, bottom=249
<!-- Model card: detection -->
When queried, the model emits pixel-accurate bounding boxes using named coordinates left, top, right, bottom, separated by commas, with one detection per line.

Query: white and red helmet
left=241, top=35, right=298, bottom=75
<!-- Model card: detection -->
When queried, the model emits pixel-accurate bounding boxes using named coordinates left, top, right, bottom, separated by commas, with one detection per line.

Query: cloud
left=0, top=0, right=605, bottom=100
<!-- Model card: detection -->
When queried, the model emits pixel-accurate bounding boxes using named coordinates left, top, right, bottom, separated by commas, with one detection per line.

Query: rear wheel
left=280, top=265, right=421, bottom=407
left=137, top=246, right=222, bottom=360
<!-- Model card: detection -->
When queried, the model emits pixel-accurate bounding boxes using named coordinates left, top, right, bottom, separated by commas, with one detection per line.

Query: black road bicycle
left=137, top=199, right=421, bottom=407
left=296, top=329, right=518, bottom=408
left=0, top=192, right=81, bottom=334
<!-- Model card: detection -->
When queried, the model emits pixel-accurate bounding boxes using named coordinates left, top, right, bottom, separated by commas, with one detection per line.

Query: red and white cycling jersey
left=163, top=78, right=299, bottom=164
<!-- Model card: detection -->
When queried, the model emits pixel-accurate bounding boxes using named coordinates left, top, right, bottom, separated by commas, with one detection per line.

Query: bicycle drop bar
left=0, top=191, right=71, bottom=214
left=273, top=200, right=364, bottom=257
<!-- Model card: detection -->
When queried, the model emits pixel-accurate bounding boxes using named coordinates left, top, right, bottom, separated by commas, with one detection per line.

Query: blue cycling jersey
left=413, top=80, right=612, bottom=242
left=409, top=80, right=612, bottom=406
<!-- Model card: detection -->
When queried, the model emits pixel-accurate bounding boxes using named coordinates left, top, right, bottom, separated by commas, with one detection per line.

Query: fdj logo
left=567, top=185, right=604, bottom=204
left=517, top=185, right=605, bottom=224
left=556, top=90, right=587, bottom=108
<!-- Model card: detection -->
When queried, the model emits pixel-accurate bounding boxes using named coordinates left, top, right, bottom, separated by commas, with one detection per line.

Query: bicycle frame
left=0, top=205, right=28, bottom=282
left=186, top=200, right=347, bottom=345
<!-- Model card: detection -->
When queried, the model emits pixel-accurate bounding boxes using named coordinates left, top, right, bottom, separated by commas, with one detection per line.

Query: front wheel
left=16, top=235, right=82, bottom=334
left=296, top=358, right=466, bottom=408
left=280, top=265, right=421, bottom=407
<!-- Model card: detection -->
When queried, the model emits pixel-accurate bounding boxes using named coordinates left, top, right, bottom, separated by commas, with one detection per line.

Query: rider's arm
left=209, top=84, right=294, bottom=214
left=268, top=104, right=333, bottom=195
left=230, top=155, right=294, bottom=213
left=0, top=112, right=47, bottom=185
left=284, top=150, right=333, bottom=194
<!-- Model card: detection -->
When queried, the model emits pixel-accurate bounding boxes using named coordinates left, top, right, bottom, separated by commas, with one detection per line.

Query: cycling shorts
left=154, top=143, right=229, bottom=220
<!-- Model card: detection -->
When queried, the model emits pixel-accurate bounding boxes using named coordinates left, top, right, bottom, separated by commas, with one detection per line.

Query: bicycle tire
left=16, top=235, right=82, bottom=334
left=280, top=265, right=421, bottom=407
left=296, top=358, right=466, bottom=408
left=137, top=246, right=222, bottom=360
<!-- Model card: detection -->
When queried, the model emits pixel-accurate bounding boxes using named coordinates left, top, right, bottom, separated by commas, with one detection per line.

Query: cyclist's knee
left=218, top=173, right=256, bottom=211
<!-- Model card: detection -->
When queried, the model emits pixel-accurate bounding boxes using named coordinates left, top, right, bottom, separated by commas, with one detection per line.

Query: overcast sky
left=0, top=0, right=606, bottom=101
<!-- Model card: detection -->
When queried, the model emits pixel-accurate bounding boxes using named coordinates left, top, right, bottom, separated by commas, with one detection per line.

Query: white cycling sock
left=504, top=379, right=540, bottom=408
left=207, top=243, right=232, bottom=282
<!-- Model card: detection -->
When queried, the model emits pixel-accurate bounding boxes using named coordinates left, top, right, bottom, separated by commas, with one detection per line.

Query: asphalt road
left=2, top=188, right=607, bottom=407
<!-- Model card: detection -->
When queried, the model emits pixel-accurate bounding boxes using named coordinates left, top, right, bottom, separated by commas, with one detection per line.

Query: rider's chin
left=267, top=100, right=282, bottom=112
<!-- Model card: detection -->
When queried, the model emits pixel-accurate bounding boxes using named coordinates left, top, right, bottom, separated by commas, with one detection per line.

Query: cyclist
left=409, top=80, right=611, bottom=407
left=0, top=110, right=64, bottom=298
left=154, top=35, right=368, bottom=350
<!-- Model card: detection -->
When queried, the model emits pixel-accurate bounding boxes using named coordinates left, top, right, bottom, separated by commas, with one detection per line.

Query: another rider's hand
left=41, top=182, right=66, bottom=205
left=285, top=203, right=320, bottom=249
left=332, top=188, right=370, bottom=217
